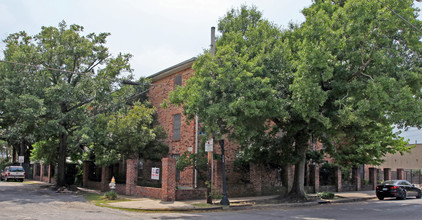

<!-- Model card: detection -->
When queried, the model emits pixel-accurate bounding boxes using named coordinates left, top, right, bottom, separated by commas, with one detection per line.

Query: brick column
left=83, top=161, right=89, bottom=187
left=352, top=167, right=361, bottom=191
left=369, top=168, right=377, bottom=190
left=383, top=168, right=391, bottom=181
left=213, top=160, right=223, bottom=194
left=101, top=166, right=111, bottom=192
left=397, top=168, right=405, bottom=180
left=161, top=158, right=176, bottom=201
left=33, top=164, right=38, bottom=180
left=334, top=166, right=342, bottom=192
left=283, top=165, right=294, bottom=193
left=126, top=156, right=139, bottom=195
left=310, top=164, right=320, bottom=193
left=48, top=165, right=52, bottom=183
left=40, top=164, right=44, bottom=181
left=250, top=163, right=263, bottom=195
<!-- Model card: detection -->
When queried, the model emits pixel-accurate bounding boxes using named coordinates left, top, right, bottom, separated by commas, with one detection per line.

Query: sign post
left=18, top=156, right=24, bottom=166
left=205, top=138, right=213, bottom=204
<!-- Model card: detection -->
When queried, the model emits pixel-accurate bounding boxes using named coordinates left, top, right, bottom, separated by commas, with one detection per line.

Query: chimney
left=211, top=27, right=215, bottom=56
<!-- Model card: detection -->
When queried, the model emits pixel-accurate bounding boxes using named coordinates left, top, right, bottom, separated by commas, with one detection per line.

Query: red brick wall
left=149, top=67, right=197, bottom=188
left=86, top=180, right=102, bottom=190
left=33, top=164, right=40, bottom=181
left=176, top=188, right=207, bottom=200
left=161, top=158, right=176, bottom=201
left=126, top=157, right=138, bottom=195
left=132, top=186, right=162, bottom=199
left=115, top=183, right=126, bottom=194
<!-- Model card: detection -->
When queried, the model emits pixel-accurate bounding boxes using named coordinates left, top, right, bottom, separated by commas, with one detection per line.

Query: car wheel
left=417, top=191, right=421, bottom=199
left=400, top=190, right=407, bottom=200
left=377, top=196, right=384, bottom=200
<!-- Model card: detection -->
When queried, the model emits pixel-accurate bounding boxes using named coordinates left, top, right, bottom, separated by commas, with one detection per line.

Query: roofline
left=148, top=57, right=196, bottom=82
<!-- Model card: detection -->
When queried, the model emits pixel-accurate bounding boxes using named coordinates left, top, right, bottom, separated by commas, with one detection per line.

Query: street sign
left=18, top=156, right=24, bottom=163
left=205, top=138, right=213, bottom=152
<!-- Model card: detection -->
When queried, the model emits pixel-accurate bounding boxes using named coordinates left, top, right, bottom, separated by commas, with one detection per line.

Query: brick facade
left=126, top=157, right=138, bottom=195
left=384, top=168, right=392, bottom=181
left=334, top=166, right=342, bottom=192
left=148, top=61, right=197, bottom=188
left=352, top=167, right=361, bottom=191
left=369, top=168, right=378, bottom=190
left=73, top=58, right=410, bottom=201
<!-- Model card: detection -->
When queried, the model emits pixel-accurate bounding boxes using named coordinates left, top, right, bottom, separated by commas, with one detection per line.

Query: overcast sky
left=0, top=0, right=315, bottom=78
left=1, top=1, right=421, bottom=78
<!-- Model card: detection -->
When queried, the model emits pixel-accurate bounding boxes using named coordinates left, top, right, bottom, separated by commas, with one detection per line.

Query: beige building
left=377, top=144, right=422, bottom=170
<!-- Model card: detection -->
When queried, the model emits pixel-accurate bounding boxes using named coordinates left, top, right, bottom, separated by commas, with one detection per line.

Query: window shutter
left=174, top=75, right=182, bottom=87
left=173, top=114, right=181, bottom=140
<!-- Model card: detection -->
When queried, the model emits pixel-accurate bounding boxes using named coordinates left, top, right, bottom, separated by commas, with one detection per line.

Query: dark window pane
left=173, top=114, right=181, bottom=140
left=174, top=75, right=182, bottom=87
left=172, top=154, right=180, bottom=180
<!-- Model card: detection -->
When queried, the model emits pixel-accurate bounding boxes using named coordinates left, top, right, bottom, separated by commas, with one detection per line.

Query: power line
left=376, top=0, right=422, bottom=34
left=0, top=59, right=89, bottom=75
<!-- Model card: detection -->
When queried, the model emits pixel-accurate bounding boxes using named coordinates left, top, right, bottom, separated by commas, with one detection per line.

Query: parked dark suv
left=1, top=166, right=25, bottom=182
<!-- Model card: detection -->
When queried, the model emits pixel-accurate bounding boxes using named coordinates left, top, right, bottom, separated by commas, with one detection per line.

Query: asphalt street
left=2, top=181, right=422, bottom=220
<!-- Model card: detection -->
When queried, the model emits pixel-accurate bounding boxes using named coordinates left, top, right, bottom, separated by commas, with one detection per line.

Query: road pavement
left=2, top=180, right=422, bottom=220
left=0, top=181, right=149, bottom=220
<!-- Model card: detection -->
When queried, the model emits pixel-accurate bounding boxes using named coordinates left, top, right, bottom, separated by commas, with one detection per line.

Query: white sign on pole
left=18, top=156, right=24, bottom=163
left=151, top=167, right=160, bottom=180
left=205, top=138, right=213, bottom=152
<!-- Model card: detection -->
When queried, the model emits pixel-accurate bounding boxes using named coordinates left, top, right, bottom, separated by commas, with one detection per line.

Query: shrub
left=104, top=191, right=117, bottom=200
left=317, top=192, right=335, bottom=199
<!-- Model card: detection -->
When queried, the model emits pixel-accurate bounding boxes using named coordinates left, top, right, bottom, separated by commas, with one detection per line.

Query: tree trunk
left=19, top=141, right=25, bottom=157
left=57, top=133, right=68, bottom=186
left=288, top=146, right=307, bottom=199
left=288, top=132, right=308, bottom=201
left=12, top=145, right=17, bottom=163
left=25, top=144, right=32, bottom=164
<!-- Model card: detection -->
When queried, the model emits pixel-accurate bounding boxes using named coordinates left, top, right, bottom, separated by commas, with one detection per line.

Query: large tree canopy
left=170, top=1, right=422, bottom=199
left=1, top=21, right=133, bottom=186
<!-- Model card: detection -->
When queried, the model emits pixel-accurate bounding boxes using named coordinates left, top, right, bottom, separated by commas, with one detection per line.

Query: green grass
left=83, top=192, right=130, bottom=206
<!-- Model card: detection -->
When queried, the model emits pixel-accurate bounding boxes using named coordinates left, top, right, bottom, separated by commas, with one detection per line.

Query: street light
left=219, top=138, right=230, bottom=206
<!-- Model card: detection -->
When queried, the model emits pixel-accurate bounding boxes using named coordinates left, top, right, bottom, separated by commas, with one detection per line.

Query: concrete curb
left=107, top=206, right=224, bottom=212
left=106, top=196, right=377, bottom=212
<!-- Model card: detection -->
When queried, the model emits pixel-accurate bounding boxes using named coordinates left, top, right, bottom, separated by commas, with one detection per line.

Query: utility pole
left=219, top=138, right=230, bottom=206
left=206, top=26, right=216, bottom=204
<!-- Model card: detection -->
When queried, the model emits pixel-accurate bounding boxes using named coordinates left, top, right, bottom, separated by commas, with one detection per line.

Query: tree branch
left=66, top=97, right=94, bottom=113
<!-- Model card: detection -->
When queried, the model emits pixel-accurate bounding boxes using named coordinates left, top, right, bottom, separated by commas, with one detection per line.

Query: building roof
left=148, top=57, right=196, bottom=82
left=395, top=127, right=422, bottom=145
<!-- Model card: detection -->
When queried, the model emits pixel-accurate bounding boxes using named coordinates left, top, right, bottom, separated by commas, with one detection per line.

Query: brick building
left=147, top=57, right=299, bottom=198
left=29, top=57, right=403, bottom=201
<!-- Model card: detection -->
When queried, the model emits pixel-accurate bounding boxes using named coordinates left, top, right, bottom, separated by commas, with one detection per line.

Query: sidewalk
left=100, top=190, right=377, bottom=212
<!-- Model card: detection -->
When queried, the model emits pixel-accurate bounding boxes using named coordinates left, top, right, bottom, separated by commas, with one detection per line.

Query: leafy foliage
left=0, top=21, right=166, bottom=185
left=104, top=191, right=117, bottom=200
left=317, top=192, right=335, bottom=199
left=170, top=2, right=422, bottom=199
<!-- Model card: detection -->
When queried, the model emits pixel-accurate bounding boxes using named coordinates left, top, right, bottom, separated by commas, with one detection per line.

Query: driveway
left=0, top=181, right=154, bottom=220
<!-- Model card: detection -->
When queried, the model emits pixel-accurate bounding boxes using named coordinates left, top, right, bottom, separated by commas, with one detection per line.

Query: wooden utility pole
left=206, top=26, right=216, bottom=204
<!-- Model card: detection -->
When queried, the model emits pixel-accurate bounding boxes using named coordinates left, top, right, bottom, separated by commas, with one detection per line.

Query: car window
left=400, top=181, right=410, bottom=186
left=383, top=180, right=398, bottom=185
left=9, top=167, right=24, bottom=172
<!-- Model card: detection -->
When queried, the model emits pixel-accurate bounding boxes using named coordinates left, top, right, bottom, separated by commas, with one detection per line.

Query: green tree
left=1, top=21, right=132, bottom=186
left=170, top=2, right=422, bottom=200
left=0, top=37, right=45, bottom=162
left=105, top=102, right=168, bottom=163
